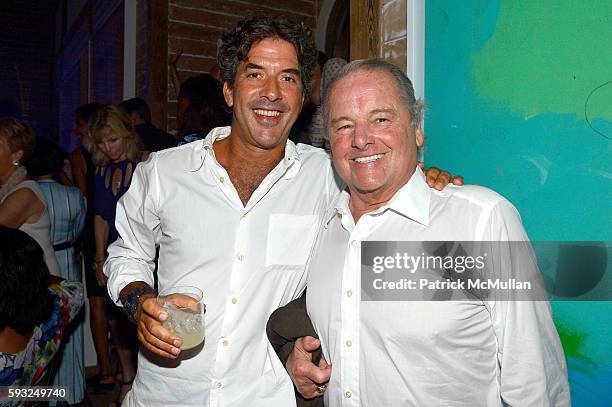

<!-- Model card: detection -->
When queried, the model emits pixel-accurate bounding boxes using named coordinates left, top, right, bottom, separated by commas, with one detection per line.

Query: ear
left=12, top=149, right=24, bottom=164
left=223, top=81, right=234, bottom=107
left=415, top=126, right=424, bottom=147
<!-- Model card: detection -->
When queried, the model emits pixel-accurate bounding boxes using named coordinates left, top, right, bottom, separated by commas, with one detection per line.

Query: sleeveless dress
left=94, top=159, right=137, bottom=245
left=0, top=180, right=60, bottom=276
left=94, top=160, right=137, bottom=320
left=38, top=179, right=87, bottom=404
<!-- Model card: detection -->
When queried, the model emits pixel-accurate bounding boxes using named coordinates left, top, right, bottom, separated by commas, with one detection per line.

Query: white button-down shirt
left=307, top=167, right=570, bottom=406
left=105, top=127, right=341, bottom=407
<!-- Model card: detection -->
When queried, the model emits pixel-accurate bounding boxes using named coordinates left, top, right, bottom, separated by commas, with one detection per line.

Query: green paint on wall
left=473, top=1, right=612, bottom=120
left=556, top=321, right=595, bottom=367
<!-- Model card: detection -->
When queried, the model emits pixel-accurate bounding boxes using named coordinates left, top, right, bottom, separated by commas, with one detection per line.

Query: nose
left=260, top=76, right=281, bottom=102
left=352, top=123, right=372, bottom=150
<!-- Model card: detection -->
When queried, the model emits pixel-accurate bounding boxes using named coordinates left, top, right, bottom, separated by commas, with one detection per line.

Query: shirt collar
left=326, top=166, right=431, bottom=227
left=186, top=126, right=230, bottom=171
left=192, top=126, right=302, bottom=177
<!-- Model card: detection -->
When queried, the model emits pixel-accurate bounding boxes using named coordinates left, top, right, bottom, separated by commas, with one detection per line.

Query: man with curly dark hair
left=105, top=15, right=335, bottom=407
left=217, top=16, right=318, bottom=97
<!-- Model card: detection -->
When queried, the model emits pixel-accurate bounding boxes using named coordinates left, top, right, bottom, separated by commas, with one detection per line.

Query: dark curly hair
left=218, top=15, right=318, bottom=97
left=0, top=226, right=54, bottom=335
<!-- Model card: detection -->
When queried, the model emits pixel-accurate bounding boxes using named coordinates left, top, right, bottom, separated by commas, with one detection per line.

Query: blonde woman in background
left=0, top=117, right=59, bottom=276
left=86, top=105, right=143, bottom=406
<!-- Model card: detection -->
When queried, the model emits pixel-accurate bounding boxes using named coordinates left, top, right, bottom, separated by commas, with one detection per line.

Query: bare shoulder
left=0, top=186, right=44, bottom=226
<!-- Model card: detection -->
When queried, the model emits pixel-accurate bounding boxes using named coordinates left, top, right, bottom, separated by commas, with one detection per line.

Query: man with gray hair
left=278, top=59, right=571, bottom=406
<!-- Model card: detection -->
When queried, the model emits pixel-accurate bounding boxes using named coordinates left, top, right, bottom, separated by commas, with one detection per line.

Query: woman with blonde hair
left=0, top=117, right=59, bottom=276
left=86, top=104, right=143, bottom=405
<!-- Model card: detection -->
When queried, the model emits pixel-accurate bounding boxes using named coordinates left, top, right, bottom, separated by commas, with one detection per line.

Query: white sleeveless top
left=1, top=180, right=60, bottom=276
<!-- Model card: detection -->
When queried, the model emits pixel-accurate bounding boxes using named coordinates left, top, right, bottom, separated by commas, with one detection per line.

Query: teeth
left=354, top=153, right=384, bottom=163
left=254, top=109, right=281, bottom=117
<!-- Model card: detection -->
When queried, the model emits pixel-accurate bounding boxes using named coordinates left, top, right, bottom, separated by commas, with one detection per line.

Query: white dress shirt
left=105, top=127, right=341, bottom=407
left=306, top=167, right=570, bottom=407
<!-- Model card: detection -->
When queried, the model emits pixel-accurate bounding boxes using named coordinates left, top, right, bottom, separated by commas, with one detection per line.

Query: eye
left=246, top=72, right=261, bottom=79
left=375, top=117, right=389, bottom=124
left=337, top=124, right=353, bottom=131
left=281, top=75, right=297, bottom=83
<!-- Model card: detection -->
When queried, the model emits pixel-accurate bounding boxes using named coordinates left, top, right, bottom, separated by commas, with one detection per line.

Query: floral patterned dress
left=0, top=281, right=84, bottom=406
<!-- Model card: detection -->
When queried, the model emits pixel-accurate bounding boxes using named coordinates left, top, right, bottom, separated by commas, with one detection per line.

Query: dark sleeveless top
left=94, top=160, right=137, bottom=245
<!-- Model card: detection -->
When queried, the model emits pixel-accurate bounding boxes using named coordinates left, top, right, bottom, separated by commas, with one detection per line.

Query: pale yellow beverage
left=158, top=286, right=206, bottom=351
left=162, top=303, right=205, bottom=350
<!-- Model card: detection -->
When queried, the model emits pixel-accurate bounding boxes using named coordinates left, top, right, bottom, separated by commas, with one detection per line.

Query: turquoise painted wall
left=425, top=2, right=611, bottom=405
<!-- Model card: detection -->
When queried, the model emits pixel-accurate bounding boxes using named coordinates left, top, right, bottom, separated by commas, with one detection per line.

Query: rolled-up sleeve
left=104, top=155, right=160, bottom=304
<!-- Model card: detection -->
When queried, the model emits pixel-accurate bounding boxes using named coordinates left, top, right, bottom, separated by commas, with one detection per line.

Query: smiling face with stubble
left=223, top=37, right=305, bottom=151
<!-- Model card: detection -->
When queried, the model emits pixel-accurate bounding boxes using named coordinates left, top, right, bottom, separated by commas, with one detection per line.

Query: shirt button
left=345, top=390, right=352, bottom=398
left=345, top=340, right=352, bottom=347
left=351, top=240, right=358, bottom=247
left=219, top=176, right=225, bottom=183
left=346, top=290, right=353, bottom=297
left=237, top=254, right=244, bottom=261
left=222, top=339, right=229, bottom=347
left=215, top=381, right=223, bottom=389
left=231, top=297, right=238, bottom=305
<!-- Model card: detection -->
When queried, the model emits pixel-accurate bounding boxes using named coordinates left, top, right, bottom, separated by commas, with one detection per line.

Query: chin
left=254, top=133, right=287, bottom=148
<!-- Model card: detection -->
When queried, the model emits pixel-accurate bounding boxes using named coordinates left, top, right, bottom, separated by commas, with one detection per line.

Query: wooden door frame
left=350, top=0, right=380, bottom=60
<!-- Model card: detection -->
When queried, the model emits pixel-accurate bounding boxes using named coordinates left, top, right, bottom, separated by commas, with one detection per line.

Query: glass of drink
left=157, top=286, right=205, bottom=350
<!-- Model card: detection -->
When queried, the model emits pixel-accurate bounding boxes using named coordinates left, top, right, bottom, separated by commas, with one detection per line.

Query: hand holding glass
left=157, top=286, right=205, bottom=350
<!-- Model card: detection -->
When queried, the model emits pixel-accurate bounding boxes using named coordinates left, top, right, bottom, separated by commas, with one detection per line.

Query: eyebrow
left=369, top=108, right=396, bottom=116
left=281, top=68, right=301, bottom=77
left=330, top=116, right=353, bottom=126
left=244, top=63, right=300, bottom=78
left=330, top=108, right=397, bottom=126
left=245, top=63, right=264, bottom=70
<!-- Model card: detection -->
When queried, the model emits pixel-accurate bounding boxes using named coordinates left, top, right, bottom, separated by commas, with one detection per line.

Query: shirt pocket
left=265, top=214, right=319, bottom=267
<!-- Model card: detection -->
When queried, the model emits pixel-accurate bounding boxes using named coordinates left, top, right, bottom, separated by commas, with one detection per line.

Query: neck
left=0, top=326, right=32, bottom=354
left=215, top=132, right=286, bottom=171
left=347, top=169, right=415, bottom=223
left=37, top=174, right=54, bottom=181
left=348, top=193, right=391, bottom=223
left=0, top=165, right=18, bottom=185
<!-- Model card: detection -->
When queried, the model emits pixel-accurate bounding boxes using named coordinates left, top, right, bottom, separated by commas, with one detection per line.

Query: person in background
left=24, top=136, right=87, bottom=406
left=120, top=97, right=176, bottom=152
left=0, top=227, right=84, bottom=401
left=174, top=74, right=229, bottom=144
left=308, top=58, right=347, bottom=150
left=176, top=74, right=230, bottom=145
left=288, top=51, right=328, bottom=146
left=87, top=105, right=141, bottom=405
left=68, top=102, right=115, bottom=390
left=0, top=118, right=59, bottom=277
left=169, top=50, right=230, bottom=134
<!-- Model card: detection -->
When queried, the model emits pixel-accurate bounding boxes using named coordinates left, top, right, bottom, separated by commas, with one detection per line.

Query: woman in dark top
left=87, top=104, right=142, bottom=405
left=69, top=103, right=116, bottom=389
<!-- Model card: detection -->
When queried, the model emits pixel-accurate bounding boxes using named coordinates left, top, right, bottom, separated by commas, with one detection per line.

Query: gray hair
left=322, top=59, right=425, bottom=134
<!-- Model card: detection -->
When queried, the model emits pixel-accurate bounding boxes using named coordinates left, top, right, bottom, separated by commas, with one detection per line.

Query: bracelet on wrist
left=121, top=285, right=157, bottom=324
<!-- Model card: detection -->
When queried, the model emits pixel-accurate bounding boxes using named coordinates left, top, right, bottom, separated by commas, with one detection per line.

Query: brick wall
left=136, top=0, right=151, bottom=102
left=165, top=0, right=319, bottom=131
left=0, top=1, right=56, bottom=140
